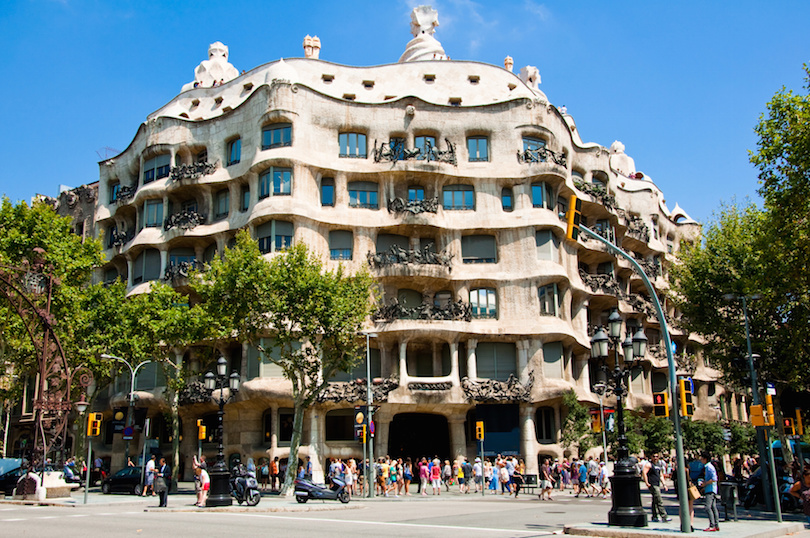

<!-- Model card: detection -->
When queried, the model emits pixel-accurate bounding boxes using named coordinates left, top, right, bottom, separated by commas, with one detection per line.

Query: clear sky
left=1, top=0, right=807, bottom=223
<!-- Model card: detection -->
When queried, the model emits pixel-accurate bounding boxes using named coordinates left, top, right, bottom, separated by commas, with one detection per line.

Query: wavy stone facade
left=91, top=25, right=745, bottom=480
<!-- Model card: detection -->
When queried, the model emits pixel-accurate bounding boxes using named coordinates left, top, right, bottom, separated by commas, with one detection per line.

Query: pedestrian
left=642, top=454, right=671, bottom=522
left=576, top=460, right=589, bottom=497
left=587, top=456, right=600, bottom=496
left=539, top=457, right=553, bottom=500
left=143, top=454, right=156, bottom=496
left=498, top=461, right=510, bottom=495
left=192, top=455, right=205, bottom=504
left=403, top=457, right=413, bottom=496
left=788, top=469, right=810, bottom=525
left=198, top=465, right=210, bottom=506
left=260, top=459, right=269, bottom=491
left=598, top=462, right=610, bottom=497
left=246, top=457, right=256, bottom=478
left=304, top=456, right=313, bottom=480
left=271, top=457, right=280, bottom=490
left=419, top=457, right=429, bottom=495
left=699, top=451, right=720, bottom=532
left=155, top=457, right=170, bottom=507
left=442, top=460, right=452, bottom=491
left=473, top=457, right=483, bottom=493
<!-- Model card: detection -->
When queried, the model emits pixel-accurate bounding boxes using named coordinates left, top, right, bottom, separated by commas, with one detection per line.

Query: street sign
left=122, top=426, right=134, bottom=440
left=766, top=382, right=776, bottom=396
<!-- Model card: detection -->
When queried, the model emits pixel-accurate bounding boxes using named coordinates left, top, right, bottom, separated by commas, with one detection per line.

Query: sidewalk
left=564, top=520, right=806, bottom=538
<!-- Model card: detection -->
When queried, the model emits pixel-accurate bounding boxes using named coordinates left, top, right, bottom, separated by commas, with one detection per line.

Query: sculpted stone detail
left=626, top=293, right=657, bottom=319
left=410, top=381, right=452, bottom=391
left=367, top=244, right=452, bottom=269
left=675, top=353, right=697, bottom=375
left=302, top=35, right=321, bottom=59
left=625, top=216, right=651, bottom=243
left=317, top=377, right=399, bottom=403
left=387, top=196, right=439, bottom=215
left=170, top=161, right=216, bottom=181
left=115, top=185, right=136, bottom=204
left=519, top=66, right=541, bottom=89
left=374, top=138, right=456, bottom=165
left=182, top=42, right=239, bottom=91
left=462, top=373, right=531, bottom=402
left=164, top=209, right=206, bottom=231
left=164, top=260, right=202, bottom=281
left=399, top=6, right=448, bottom=62
left=373, top=298, right=471, bottom=323
left=111, top=228, right=134, bottom=248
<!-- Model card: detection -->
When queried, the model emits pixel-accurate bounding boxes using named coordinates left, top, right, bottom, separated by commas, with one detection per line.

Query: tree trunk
left=280, top=394, right=306, bottom=497
left=171, top=390, right=181, bottom=486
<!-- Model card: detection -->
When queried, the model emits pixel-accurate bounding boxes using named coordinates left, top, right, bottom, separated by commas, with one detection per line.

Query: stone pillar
left=270, top=405, right=279, bottom=452
left=520, top=404, right=538, bottom=474
left=399, top=341, right=409, bottom=385
left=126, top=258, right=134, bottom=288
left=374, top=412, right=392, bottom=459
left=467, top=339, right=478, bottom=381
left=448, top=416, right=467, bottom=460
left=449, top=342, right=460, bottom=387
left=162, top=197, right=170, bottom=226
left=517, top=340, right=530, bottom=384
left=159, top=249, right=168, bottom=279
left=432, top=342, right=441, bottom=377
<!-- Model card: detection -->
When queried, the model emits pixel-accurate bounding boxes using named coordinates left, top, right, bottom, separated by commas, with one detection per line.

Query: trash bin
left=719, top=481, right=738, bottom=522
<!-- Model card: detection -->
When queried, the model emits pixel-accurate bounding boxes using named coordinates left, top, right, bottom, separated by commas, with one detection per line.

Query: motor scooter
left=230, top=467, right=261, bottom=506
left=294, top=476, right=349, bottom=503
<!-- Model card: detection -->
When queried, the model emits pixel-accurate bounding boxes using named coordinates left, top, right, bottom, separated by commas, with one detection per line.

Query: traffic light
left=750, top=404, right=767, bottom=426
left=796, top=408, right=804, bottom=435
left=653, top=392, right=669, bottom=417
left=565, top=195, right=582, bottom=241
left=764, top=394, right=776, bottom=426
left=783, top=418, right=795, bottom=436
left=475, top=420, right=485, bottom=440
left=678, top=378, right=694, bottom=417
left=197, top=419, right=206, bottom=441
left=87, top=413, right=103, bottom=437
left=591, top=411, right=603, bottom=433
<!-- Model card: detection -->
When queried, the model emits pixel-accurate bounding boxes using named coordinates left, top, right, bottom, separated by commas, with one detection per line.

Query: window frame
left=321, top=178, right=335, bottom=207
left=329, top=230, right=354, bottom=260
left=259, top=167, right=292, bottom=199
left=261, top=123, right=292, bottom=150
left=501, top=187, right=513, bottom=212
left=470, top=287, right=497, bottom=319
left=538, top=282, right=561, bottom=317
left=442, top=184, right=475, bottom=211
left=415, top=135, right=437, bottom=161
left=144, top=199, right=163, bottom=228
left=256, top=220, right=293, bottom=254
left=339, top=132, right=367, bottom=158
left=461, top=235, right=497, bottom=264
left=531, top=182, right=555, bottom=210
left=214, top=189, right=229, bottom=220
left=142, top=154, right=170, bottom=184
left=467, top=136, right=489, bottom=162
left=348, top=181, right=379, bottom=209
left=227, top=138, right=241, bottom=166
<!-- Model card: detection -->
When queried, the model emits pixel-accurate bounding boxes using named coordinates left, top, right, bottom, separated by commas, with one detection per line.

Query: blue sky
left=1, top=0, right=807, bottom=223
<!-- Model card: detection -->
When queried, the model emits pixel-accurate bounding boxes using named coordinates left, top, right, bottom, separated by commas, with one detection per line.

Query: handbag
left=687, top=483, right=700, bottom=501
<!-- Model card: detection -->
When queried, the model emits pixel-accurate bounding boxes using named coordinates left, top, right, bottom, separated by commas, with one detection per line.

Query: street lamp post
left=203, top=356, right=240, bottom=507
left=363, top=332, right=378, bottom=498
left=593, top=382, right=608, bottom=465
left=101, top=354, right=154, bottom=465
left=591, top=309, right=648, bottom=527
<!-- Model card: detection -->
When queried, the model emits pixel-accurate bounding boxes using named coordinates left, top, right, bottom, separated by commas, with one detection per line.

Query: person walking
left=700, top=451, right=720, bottom=532
left=155, top=457, right=170, bottom=507
left=788, top=469, right=810, bottom=525
left=539, top=457, right=553, bottom=500
left=143, top=454, right=156, bottom=497
left=431, top=458, right=442, bottom=495
left=270, top=457, right=280, bottom=491
left=259, top=459, right=269, bottom=491
left=642, top=454, right=671, bottom=522
left=419, top=457, right=429, bottom=496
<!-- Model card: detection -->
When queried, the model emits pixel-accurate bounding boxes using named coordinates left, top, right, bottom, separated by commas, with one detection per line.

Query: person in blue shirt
left=576, top=461, right=590, bottom=498
left=699, top=452, right=720, bottom=532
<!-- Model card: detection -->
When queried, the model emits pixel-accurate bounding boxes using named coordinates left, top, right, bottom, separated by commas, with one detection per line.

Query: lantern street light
left=591, top=309, right=648, bottom=527
left=203, top=356, right=240, bottom=507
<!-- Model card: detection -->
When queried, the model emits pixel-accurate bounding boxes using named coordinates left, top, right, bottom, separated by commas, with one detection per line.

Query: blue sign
left=122, top=426, right=134, bottom=440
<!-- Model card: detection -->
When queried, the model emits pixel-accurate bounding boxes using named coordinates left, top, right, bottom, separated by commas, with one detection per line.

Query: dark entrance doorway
left=388, top=413, right=450, bottom=461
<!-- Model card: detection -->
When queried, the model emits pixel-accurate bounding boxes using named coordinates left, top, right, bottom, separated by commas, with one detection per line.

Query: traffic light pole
left=578, top=224, right=691, bottom=533
left=84, top=434, right=92, bottom=504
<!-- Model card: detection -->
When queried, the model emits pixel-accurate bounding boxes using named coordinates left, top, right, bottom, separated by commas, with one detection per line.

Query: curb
left=563, top=522, right=806, bottom=538
left=144, top=503, right=364, bottom=513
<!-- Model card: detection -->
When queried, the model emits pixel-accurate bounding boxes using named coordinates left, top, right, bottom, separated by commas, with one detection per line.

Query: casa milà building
left=91, top=7, right=743, bottom=479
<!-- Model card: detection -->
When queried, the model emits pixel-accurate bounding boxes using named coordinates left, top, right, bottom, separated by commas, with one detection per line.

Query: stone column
left=517, top=340, right=530, bottom=384
left=449, top=342, right=460, bottom=387
left=270, top=405, right=279, bottom=452
left=399, top=341, right=409, bottom=386
left=126, top=258, right=134, bottom=288
left=432, top=342, right=441, bottom=377
left=448, top=416, right=467, bottom=460
left=374, top=412, right=392, bottom=459
left=467, top=339, right=478, bottom=381
left=159, top=249, right=168, bottom=280
left=520, top=404, right=538, bottom=474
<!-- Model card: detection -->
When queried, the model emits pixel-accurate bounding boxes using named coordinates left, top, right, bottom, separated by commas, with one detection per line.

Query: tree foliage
left=682, top=419, right=727, bottom=458
left=727, top=421, right=756, bottom=456
left=639, top=415, right=675, bottom=455
left=560, top=390, right=594, bottom=456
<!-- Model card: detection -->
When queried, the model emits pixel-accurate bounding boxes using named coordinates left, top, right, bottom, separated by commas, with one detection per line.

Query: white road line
left=69, top=514, right=89, bottom=517
left=211, top=512, right=552, bottom=535
left=37, top=516, right=58, bottom=519
left=2, top=518, right=25, bottom=522
left=0, top=508, right=18, bottom=511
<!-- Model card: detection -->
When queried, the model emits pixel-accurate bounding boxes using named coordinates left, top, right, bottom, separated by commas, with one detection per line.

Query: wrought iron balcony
left=110, top=228, right=134, bottom=248
left=317, top=378, right=400, bottom=403
left=625, top=216, right=651, bottom=243
left=579, top=270, right=621, bottom=296
left=573, top=180, right=617, bottom=212
left=373, top=138, right=457, bottom=165
left=367, top=244, right=453, bottom=269
left=409, top=381, right=453, bottom=391
left=387, top=196, right=439, bottom=215
left=164, top=260, right=203, bottom=281
left=169, top=161, right=216, bottom=181
left=517, top=147, right=567, bottom=167
left=373, top=299, right=471, bottom=323
left=634, top=255, right=661, bottom=280
left=164, top=210, right=206, bottom=231
left=115, top=185, right=137, bottom=205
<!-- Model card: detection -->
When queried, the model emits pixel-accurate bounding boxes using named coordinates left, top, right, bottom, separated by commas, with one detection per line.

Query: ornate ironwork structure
left=164, top=260, right=203, bottom=281
left=169, top=161, right=216, bottom=181
left=373, top=138, right=457, bottom=165
left=387, top=196, right=439, bottom=215
left=111, top=228, right=135, bottom=248
left=372, top=298, right=471, bottom=323
left=573, top=180, right=617, bottom=211
left=634, top=255, right=661, bottom=280
left=625, top=216, right=651, bottom=243
left=0, top=252, right=92, bottom=468
left=579, top=270, right=622, bottom=296
left=461, top=374, right=531, bottom=402
left=164, top=210, right=206, bottom=231
left=409, top=381, right=452, bottom=391
left=115, top=185, right=137, bottom=204
left=517, top=146, right=567, bottom=167
left=367, top=244, right=453, bottom=269
left=317, top=378, right=399, bottom=403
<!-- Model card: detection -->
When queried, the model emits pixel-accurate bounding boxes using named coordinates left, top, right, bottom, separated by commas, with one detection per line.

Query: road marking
left=37, top=516, right=58, bottom=519
left=69, top=514, right=89, bottom=517
left=2, top=518, right=25, bottom=522
left=212, top=513, right=552, bottom=535
left=0, top=508, right=18, bottom=511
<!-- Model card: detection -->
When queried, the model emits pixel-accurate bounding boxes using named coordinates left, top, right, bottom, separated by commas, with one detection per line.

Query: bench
left=522, top=474, right=538, bottom=494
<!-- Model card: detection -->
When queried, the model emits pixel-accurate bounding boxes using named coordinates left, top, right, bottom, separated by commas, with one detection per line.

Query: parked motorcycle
left=743, top=468, right=764, bottom=509
left=294, top=476, right=349, bottom=504
left=230, top=467, right=261, bottom=506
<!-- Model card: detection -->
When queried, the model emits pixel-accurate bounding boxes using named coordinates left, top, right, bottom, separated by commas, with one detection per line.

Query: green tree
left=560, top=390, right=595, bottom=457
left=727, top=421, right=756, bottom=457
left=681, top=419, right=727, bottom=458
left=639, top=415, right=675, bottom=456
left=192, top=233, right=374, bottom=494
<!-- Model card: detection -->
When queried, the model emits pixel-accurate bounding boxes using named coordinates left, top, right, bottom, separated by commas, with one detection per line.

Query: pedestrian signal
left=796, top=408, right=805, bottom=435
left=565, top=195, right=582, bottom=241
left=764, top=394, right=776, bottom=426
left=87, top=413, right=103, bottom=437
left=678, top=378, right=694, bottom=417
left=750, top=404, right=767, bottom=427
left=653, top=392, right=669, bottom=417
left=783, top=418, right=795, bottom=436
left=197, top=419, right=207, bottom=441
left=475, top=421, right=485, bottom=441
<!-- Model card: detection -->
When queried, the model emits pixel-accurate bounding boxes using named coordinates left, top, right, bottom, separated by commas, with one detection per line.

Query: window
left=397, top=289, right=423, bottom=319
left=523, top=136, right=546, bottom=157
left=467, top=136, right=489, bottom=162
left=240, top=186, right=250, bottom=211
left=279, top=408, right=294, bottom=443
left=339, top=132, right=367, bottom=158
left=531, top=182, right=555, bottom=209
left=596, top=261, right=613, bottom=275
left=415, top=135, right=436, bottom=161
left=376, top=233, right=409, bottom=253
left=461, top=235, right=497, bottom=264
left=144, top=199, right=163, bottom=228
left=321, top=178, right=335, bottom=206
left=538, top=283, right=561, bottom=316
left=433, top=290, right=452, bottom=308
left=348, top=181, right=378, bottom=209
left=227, top=138, right=241, bottom=166
left=390, top=137, right=405, bottom=161
left=443, top=184, right=474, bottom=210
left=168, top=248, right=196, bottom=272
left=476, top=342, right=517, bottom=381
left=408, top=186, right=425, bottom=202
left=214, top=189, right=229, bottom=220
left=535, top=407, right=555, bottom=443
left=329, top=230, right=353, bottom=260
left=325, top=409, right=356, bottom=441
left=256, top=220, right=293, bottom=254
left=535, top=230, right=560, bottom=261
left=667, top=235, right=675, bottom=254
left=143, top=155, right=170, bottom=184
left=330, top=348, right=381, bottom=381
left=109, top=182, right=120, bottom=203
left=132, top=248, right=161, bottom=284
left=262, top=123, right=292, bottom=150
left=501, top=188, right=513, bottom=212
left=543, top=341, right=564, bottom=378
left=592, top=172, right=608, bottom=189
left=259, top=167, right=292, bottom=198
left=470, top=288, right=497, bottom=319
left=572, top=170, right=584, bottom=182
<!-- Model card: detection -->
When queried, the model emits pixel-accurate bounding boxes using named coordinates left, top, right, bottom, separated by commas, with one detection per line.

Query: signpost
left=476, top=421, right=485, bottom=496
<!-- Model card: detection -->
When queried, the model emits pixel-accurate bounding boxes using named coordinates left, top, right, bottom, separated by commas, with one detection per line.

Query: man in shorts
left=587, top=456, right=600, bottom=496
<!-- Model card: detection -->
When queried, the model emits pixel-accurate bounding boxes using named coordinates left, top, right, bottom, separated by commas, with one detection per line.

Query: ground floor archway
left=387, top=413, right=450, bottom=462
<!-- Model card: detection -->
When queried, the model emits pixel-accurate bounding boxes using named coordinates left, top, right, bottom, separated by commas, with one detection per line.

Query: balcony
left=373, top=138, right=457, bottom=165
left=317, top=378, right=399, bottom=403
left=164, top=260, right=203, bottom=281
left=110, top=228, right=135, bottom=248
left=461, top=375, right=530, bottom=402
left=579, top=270, right=621, bottom=296
left=373, top=299, right=471, bottom=323
left=517, top=146, right=567, bottom=167
left=573, top=180, right=617, bottom=212
left=169, top=161, right=216, bottom=181
left=367, top=244, right=453, bottom=270
left=387, top=196, right=439, bottom=215
left=115, top=185, right=137, bottom=205
left=625, top=216, right=651, bottom=243
left=164, top=210, right=206, bottom=231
